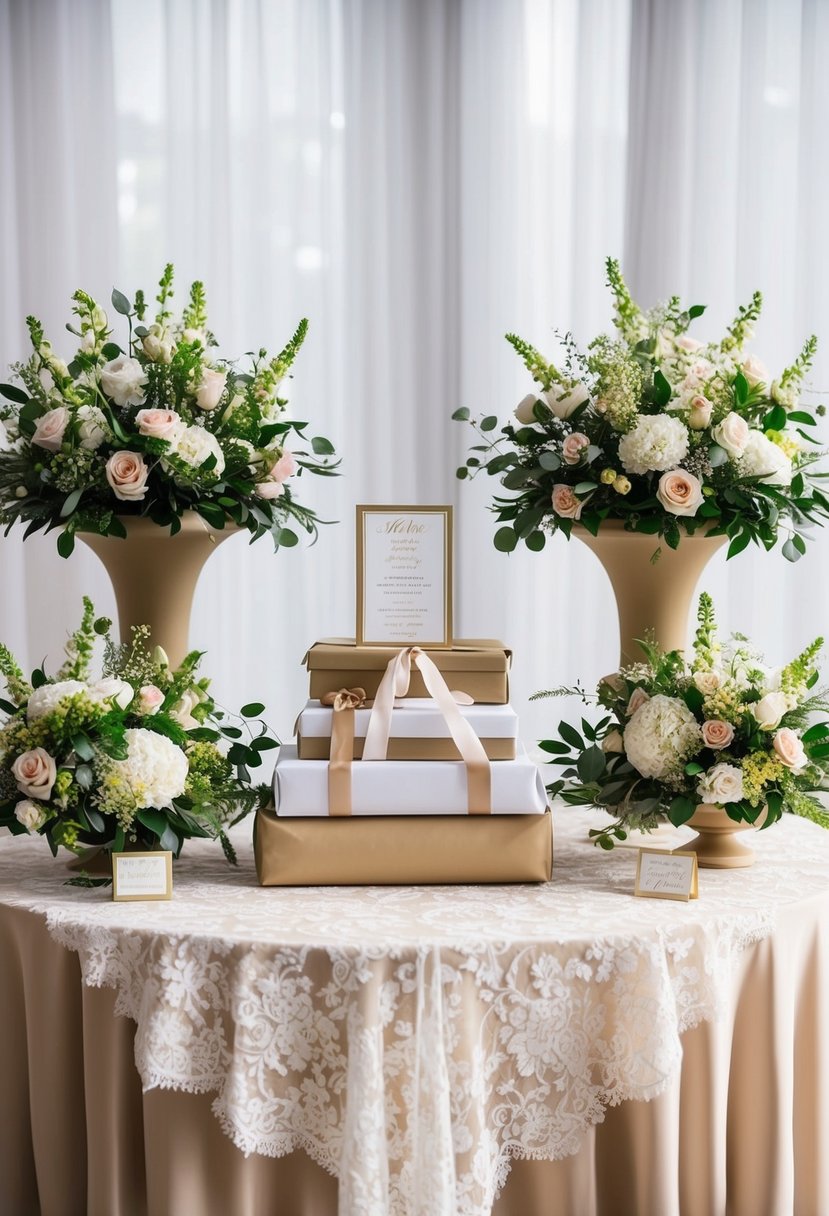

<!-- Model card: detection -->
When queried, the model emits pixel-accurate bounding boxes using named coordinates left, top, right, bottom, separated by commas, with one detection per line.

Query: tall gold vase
left=573, top=521, right=727, bottom=667
left=80, top=514, right=238, bottom=667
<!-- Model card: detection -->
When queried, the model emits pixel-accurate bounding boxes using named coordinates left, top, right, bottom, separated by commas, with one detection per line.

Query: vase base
left=685, top=829, right=755, bottom=869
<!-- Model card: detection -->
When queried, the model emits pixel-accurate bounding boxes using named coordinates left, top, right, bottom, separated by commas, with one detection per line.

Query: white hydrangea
left=623, top=694, right=702, bottom=780
left=738, top=430, right=792, bottom=487
left=26, top=680, right=88, bottom=722
left=111, top=729, right=188, bottom=810
left=173, top=425, right=226, bottom=477
left=618, top=415, right=689, bottom=476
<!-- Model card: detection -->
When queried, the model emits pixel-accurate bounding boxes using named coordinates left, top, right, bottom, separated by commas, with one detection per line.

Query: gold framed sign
left=634, top=848, right=698, bottom=902
left=111, top=851, right=173, bottom=901
left=356, top=505, right=453, bottom=647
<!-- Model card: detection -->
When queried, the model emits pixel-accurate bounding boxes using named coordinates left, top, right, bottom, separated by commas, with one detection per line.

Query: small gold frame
left=111, top=851, right=173, bottom=902
left=634, top=847, right=699, bottom=902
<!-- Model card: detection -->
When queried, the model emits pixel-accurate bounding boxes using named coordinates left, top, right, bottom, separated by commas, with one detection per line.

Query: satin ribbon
left=321, top=688, right=367, bottom=817
left=362, top=648, right=492, bottom=815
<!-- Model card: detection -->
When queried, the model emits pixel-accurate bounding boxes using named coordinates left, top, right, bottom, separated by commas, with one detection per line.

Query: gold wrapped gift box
left=304, top=638, right=512, bottom=704
left=254, top=807, right=553, bottom=886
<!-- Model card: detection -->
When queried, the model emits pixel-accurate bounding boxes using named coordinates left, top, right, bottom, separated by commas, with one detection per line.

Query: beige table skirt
left=2, top=897, right=827, bottom=1216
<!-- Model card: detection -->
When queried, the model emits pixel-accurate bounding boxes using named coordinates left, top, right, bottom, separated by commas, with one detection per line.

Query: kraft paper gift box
left=296, top=698, right=519, bottom=761
left=254, top=806, right=553, bottom=886
left=304, top=638, right=512, bottom=704
left=272, top=744, right=547, bottom=816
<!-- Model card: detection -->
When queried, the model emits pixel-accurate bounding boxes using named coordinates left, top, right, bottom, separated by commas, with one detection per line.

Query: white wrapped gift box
left=273, top=743, right=548, bottom=817
left=296, top=698, right=519, bottom=761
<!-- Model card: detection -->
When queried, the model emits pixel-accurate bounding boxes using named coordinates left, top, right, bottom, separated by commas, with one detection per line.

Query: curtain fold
left=0, top=0, right=828, bottom=745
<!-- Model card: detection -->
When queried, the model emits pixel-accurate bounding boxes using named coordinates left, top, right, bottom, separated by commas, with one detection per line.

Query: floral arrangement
left=0, top=599, right=276, bottom=861
left=455, top=259, right=827, bottom=560
left=536, top=594, right=829, bottom=849
left=0, top=266, right=338, bottom=556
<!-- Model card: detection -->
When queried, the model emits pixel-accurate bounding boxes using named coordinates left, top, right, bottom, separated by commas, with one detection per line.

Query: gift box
left=304, top=638, right=511, bottom=704
left=273, top=743, right=547, bottom=816
left=296, top=698, right=518, bottom=761
left=254, top=806, right=553, bottom=885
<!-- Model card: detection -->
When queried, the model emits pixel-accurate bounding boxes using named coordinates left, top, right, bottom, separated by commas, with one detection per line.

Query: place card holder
left=111, top=851, right=173, bottom=901
left=634, top=848, right=698, bottom=902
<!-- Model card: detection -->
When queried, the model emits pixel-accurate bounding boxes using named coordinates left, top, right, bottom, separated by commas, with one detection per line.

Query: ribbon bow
left=321, top=687, right=368, bottom=712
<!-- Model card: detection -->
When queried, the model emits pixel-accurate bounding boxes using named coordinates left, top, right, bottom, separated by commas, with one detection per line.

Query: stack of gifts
left=255, top=639, right=552, bottom=885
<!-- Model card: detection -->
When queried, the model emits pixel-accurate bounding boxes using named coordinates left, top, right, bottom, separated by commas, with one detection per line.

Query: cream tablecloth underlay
left=0, top=809, right=828, bottom=1216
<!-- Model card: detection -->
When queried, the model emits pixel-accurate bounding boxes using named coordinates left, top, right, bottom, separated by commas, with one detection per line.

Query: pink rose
left=626, top=687, right=650, bottom=716
left=136, top=408, right=183, bottom=443
left=32, top=407, right=69, bottom=452
left=11, top=747, right=56, bottom=800
left=138, top=685, right=164, bottom=715
left=656, top=469, right=704, bottom=517
left=701, top=719, right=734, bottom=750
left=551, top=484, right=584, bottom=520
left=688, top=395, right=712, bottom=430
left=106, top=450, right=149, bottom=502
left=772, top=728, right=807, bottom=772
left=561, top=433, right=590, bottom=465
left=195, top=368, right=227, bottom=412
left=255, top=481, right=284, bottom=500
left=270, top=450, right=298, bottom=483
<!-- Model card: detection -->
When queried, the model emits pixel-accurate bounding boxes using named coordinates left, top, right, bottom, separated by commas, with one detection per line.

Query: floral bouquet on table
left=0, top=598, right=276, bottom=864
left=0, top=265, right=339, bottom=557
left=535, top=594, right=829, bottom=850
left=455, top=258, right=827, bottom=560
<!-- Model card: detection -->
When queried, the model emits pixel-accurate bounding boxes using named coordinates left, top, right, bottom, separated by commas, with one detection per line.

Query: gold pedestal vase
left=685, top=803, right=756, bottom=869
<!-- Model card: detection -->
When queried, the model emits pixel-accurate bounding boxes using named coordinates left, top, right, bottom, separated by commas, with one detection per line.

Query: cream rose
left=626, top=687, right=650, bottom=716
left=544, top=382, right=589, bottom=420
left=712, top=412, right=750, bottom=459
left=136, top=408, right=183, bottom=443
left=14, top=798, right=48, bottom=832
left=697, top=762, right=743, bottom=805
left=141, top=324, right=174, bottom=364
left=106, top=450, right=150, bottom=502
left=674, top=333, right=704, bottom=354
left=514, top=393, right=541, bottom=425
left=91, top=678, right=135, bottom=710
left=255, top=480, right=284, bottom=499
left=269, top=450, right=298, bottom=482
left=561, top=433, right=590, bottom=465
left=741, top=354, right=769, bottom=389
left=656, top=469, right=704, bottom=517
left=195, top=368, right=227, bottom=412
left=32, top=407, right=69, bottom=452
left=601, top=729, right=624, bottom=753
left=688, top=395, right=712, bottom=430
left=753, top=691, right=788, bottom=731
left=701, top=719, right=734, bottom=750
left=772, top=728, right=807, bottom=772
left=11, top=748, right=57, bottom=800
left=101, top=356, right=148, bottom=407
left=170, top=688, right=204, bottom=730
left=137, top=685, right=164, bottom=715
left=551, top=484, right=583, bottom=520
left=694, top=670, right=720, bottom=695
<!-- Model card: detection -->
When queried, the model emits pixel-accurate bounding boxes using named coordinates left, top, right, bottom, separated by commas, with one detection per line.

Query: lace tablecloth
left=1, top=808, right=827, bottom=1216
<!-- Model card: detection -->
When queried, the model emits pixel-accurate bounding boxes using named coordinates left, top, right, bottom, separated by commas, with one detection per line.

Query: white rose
left=514, top=393, right=540, bottom=425
left=601, top=729, right=624, bottom=753
left=15, top=799, right=48, bottom=832
left=674, top=333, right=703, bottom=353
left=697, top=762, right=743, bottom=805
left=772, top=728, right=807, bottom=773
left=544, top=382, right=589, bottom=420
left=739, top=431, right=792, bottom=487
left=195, top=368, right=227, bottom=412
left=255, top=480, right=285, bottom=499
left=752, top=691, right=788, bottom=731
left=32, top=407, right=69, bottom=452
left=75, top=404, right=109, bottom=451
left=182, top=327, right=206, bottom=346
left=712, top=412, right=750, bottom=458
left=694, top=671, right=720, bottom=696
left=741, top=354, right=769, bottom=389
left=135, top=408, right=184, bottom=443
left=770, top=379, right=798, bottom=410
left=101, top=356, right=148, bottom=407
left=141, top=325, right=174, bottom=364
left=11, top=748, right=57, bottom=800
left=688, top=396, right=713, bottom=430
left=90, top=678, right=135, bottom=711
left=106, top=450, right=150, bottom=501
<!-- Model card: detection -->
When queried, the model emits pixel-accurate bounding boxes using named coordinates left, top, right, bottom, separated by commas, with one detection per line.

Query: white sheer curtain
left=1, top=0, right=828, bottom=744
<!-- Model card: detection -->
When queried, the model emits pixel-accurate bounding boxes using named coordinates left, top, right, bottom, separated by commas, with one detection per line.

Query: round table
left=1, top=807, right=827, bottom=1216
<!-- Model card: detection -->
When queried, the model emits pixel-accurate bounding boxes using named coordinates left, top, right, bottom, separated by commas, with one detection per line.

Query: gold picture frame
left=634, top=848, right=699, bottom=902
left=356, top=504, right=453, bottom=647
left=111, top=851, right=173, bottom=902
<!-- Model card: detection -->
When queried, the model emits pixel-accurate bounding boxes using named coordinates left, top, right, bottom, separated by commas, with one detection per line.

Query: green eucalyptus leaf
left=111, top=288, right=132, bottom=316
